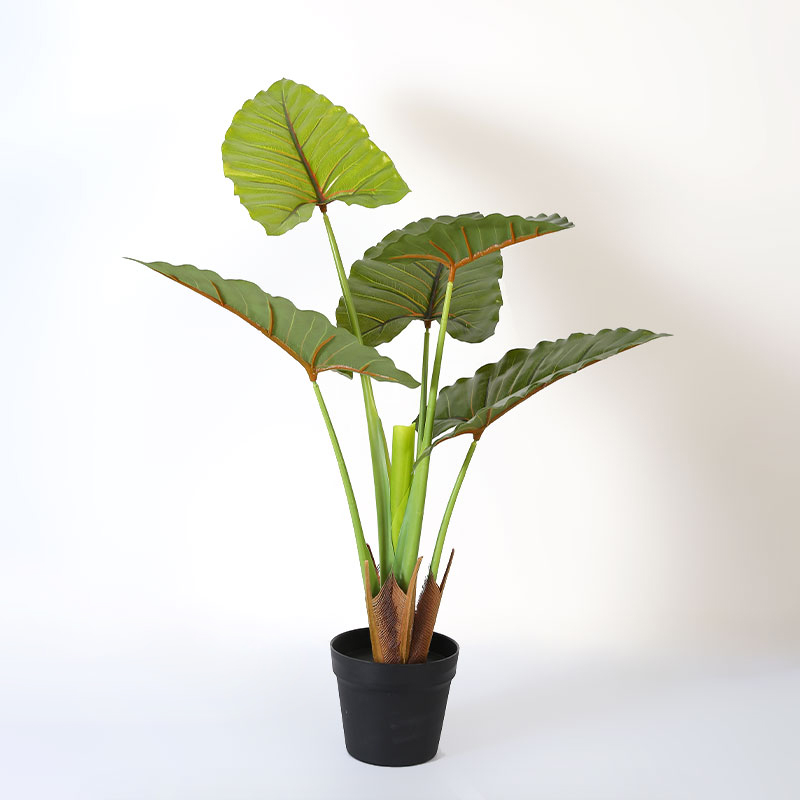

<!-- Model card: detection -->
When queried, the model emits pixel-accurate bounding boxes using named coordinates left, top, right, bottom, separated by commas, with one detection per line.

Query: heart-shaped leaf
left=222, top=79, right=409, bottom=236
left=336, top=212, right=573, bottom=346
left=431, top=328, right=669, bottom=443
left=128, top=259, right=419, bottom=387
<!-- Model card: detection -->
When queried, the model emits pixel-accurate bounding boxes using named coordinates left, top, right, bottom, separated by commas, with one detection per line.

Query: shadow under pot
left=330, top=627, right=460, bottom=767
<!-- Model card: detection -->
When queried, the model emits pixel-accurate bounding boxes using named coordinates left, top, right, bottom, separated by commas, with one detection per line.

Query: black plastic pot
left=330, top=627, right=459, bottom=766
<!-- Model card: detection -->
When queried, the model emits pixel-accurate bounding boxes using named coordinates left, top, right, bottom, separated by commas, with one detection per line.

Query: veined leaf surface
left=431, top=328, right=669, bottom=443
left=222, top=78, right=409, bottom=236
left=129, top=259, right=419, bottom=387
left=336, top=212, right=573, bottom=346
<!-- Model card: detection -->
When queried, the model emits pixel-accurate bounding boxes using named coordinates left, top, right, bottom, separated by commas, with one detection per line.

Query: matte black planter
left=330, top=627, right=459, bottom=766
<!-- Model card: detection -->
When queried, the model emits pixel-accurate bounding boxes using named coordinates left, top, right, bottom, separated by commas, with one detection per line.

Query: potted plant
left=129, top=78, right=669, bottom=767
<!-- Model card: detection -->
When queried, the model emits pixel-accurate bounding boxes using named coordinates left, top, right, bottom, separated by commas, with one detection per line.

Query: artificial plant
left=131, top=79, right=668, bottom=664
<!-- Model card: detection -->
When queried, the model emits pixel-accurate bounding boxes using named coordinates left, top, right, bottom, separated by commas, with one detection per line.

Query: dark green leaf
left=128, top=259, right=419, bottom=387
left=336, top=212, right=573, bottom=346
left=222, top=78, right=409, bottom=236
left=431, top=328, right=670, bottom=443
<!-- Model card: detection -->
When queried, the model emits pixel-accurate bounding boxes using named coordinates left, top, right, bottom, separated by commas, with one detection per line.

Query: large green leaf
left=335, top=212, right=573, bottom=346
left=222, top=78, right=409, bottom=236
left=430, top=328, right=669, bottom=443
left=128, top=259, right=419, bottom=387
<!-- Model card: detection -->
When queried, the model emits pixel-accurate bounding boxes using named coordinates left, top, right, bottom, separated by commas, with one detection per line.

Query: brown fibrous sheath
left=363, top=550, right=454, bottom=664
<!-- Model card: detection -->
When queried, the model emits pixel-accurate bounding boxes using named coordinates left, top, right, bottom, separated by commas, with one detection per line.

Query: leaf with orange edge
left=336, top=212, right=573, bottom=346
left=128, top=259, right=419, bottom=387
left=430, top=328, right=670, bottom=444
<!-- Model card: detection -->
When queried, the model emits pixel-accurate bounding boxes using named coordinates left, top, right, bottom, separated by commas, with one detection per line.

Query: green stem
left=417, top=326, right=430, bottom=457
left=322, top=210, right=361, bottom=338
left=424, top=280, right=453, bottom=442
left=394, top=279, right=455, bottom=587
left=321, top=209, right=393, bottom=584
left=366, top=393, right=393, bottom=583
left=313, top=382, right=378, bottom=595
left=430, top=440, right=477, bottom=580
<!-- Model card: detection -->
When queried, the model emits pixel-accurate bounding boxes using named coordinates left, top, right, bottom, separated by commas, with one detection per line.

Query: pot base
left=330, top=628, right=459, bottom=766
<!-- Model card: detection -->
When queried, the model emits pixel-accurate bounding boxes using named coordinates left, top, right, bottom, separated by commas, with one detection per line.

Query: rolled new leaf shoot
left=390, top=425, right=415, bottom=549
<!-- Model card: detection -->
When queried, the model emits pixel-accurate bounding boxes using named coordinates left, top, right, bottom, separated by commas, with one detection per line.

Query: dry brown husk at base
left=363, top=550, right=454, bottom=664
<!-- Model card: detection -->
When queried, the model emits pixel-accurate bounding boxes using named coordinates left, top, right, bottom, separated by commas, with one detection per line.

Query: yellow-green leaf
left=222, top=79, right=409, bottom=236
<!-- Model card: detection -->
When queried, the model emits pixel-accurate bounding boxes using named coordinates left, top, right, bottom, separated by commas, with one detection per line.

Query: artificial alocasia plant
left=130, top=78, right=668, bottom=664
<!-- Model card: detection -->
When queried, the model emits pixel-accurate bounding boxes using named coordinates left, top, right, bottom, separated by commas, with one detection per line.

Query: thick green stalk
left=394, top=279, right=455, bottom=588
left=313, top=382, right=378, bottom=595
left=390, top=425, right=415, bottom=549
left=321, top=210, right=393, bottom=584
left=430, top=440, right=477, bottom=580
left=417, top=326, right=430, bottom=456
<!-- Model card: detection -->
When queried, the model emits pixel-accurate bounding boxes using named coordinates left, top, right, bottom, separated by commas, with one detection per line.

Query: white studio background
left=1, top=1, right=799, bottom=798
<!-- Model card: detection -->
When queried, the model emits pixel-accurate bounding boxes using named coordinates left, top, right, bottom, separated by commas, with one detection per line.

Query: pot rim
left=331, top=627, right=459, bottom=665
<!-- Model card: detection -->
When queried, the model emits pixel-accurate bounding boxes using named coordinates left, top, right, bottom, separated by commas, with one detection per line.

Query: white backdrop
left=1, top=1, right=799, bottom=796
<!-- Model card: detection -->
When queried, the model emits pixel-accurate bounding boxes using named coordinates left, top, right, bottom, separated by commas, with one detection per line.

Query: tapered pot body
left=330, top=627, right=459, bottom=766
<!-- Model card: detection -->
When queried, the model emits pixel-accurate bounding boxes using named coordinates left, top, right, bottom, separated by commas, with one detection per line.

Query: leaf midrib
left=280, top=87, right=326, bottom=207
